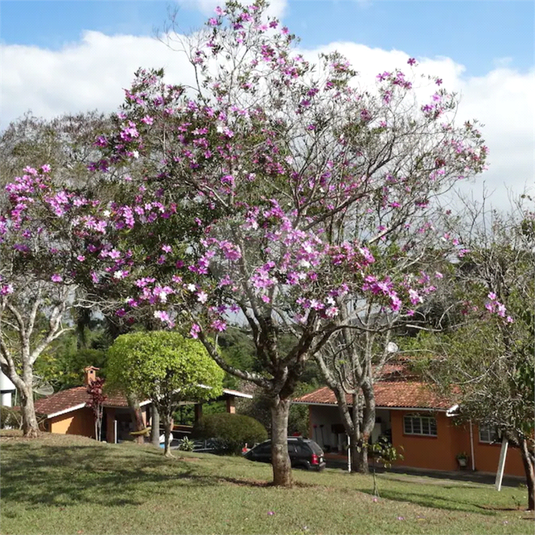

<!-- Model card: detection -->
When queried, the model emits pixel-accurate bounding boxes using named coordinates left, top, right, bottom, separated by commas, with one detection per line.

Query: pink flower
left=1, top=284, right=14, bottom=296
left=51, top=274, right=63, bottom=283
left=197, top=291, right=208, bottom=304
left=190, top=323, right=201, bottom=339
left=211, top=319, right=227, bottom=332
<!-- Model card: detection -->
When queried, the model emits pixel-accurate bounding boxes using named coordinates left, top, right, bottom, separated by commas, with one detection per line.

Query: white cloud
left=1, top=30, right=533, bottom=209
left=175, top=0, right=287, bottom=19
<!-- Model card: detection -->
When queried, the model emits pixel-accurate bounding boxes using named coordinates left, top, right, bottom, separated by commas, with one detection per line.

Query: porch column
left=194, top=403, right=203, bottom=422
left=106, top=408, right=116, bottom=444
left=225, top=396, right=236, bottom=414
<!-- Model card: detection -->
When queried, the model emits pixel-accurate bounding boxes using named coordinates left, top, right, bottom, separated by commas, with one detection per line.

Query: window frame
left=478, top=425, right=499, bottom=444
left=403, top=413, right=438, bottom=437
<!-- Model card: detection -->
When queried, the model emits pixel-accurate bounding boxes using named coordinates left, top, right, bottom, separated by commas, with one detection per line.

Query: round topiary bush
left=192, top=413, right=267, bottom=455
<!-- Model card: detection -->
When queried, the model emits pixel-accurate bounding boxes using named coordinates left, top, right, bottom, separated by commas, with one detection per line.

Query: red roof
left=293, top=382, right=453, bottom=410
left=33, top=385, right=252, bottom=418
left=34, top=387, right=143, bottom=417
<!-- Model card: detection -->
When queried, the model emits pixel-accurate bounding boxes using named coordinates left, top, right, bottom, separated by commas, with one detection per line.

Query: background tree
left=88, top=1, right=487, bottom=486
left=412, top=199, right=534, bottom=510
left=0, top=165, right=108, bottom=437
left=314, top=212, right=457, bottom=473
left=0, top=111, right=112, bottom=192
left=106, top=331, right=224, bottom=456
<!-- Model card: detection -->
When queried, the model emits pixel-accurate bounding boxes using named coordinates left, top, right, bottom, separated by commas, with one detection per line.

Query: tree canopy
left=106, top=331, right=224, bottom=455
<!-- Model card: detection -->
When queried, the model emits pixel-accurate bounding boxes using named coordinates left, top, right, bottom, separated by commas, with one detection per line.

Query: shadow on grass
left=0, top=443, right=267, bottom=509
left=358, top=487, right=500, bottom=516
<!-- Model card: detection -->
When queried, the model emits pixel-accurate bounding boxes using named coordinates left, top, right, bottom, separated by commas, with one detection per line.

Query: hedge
left=192, top=413, right=267, bottom=455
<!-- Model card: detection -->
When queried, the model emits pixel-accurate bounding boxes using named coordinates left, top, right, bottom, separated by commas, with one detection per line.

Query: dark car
left=244, top=437, right=326, bottom=471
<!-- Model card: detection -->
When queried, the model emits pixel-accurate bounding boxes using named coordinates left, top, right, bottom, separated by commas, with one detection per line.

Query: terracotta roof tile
left=34, top=386, right=145, bottom=417
left=293, top=382, right=453, bottom=410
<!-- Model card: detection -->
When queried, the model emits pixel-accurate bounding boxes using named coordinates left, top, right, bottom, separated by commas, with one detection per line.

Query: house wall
left=391, top=411, right=465, bottom=471
left=49, top=407, right=95, bottom=438
left=391, top=412, right=525, bottom=477
left=471, top=424, right=524, bottom=477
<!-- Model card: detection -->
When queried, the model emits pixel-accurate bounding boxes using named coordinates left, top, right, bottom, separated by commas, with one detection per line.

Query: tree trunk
left=19, top=384, right=39, bottom=438
left=162, top=414, right=174, bottom=457
left=151, top=405, right=160, bottom=447
left=270, top=396, right=293, bottom=487
left=354, top=438, right=369, bottom=473
left=519, top=436, right=535, bottom=511
left=356, top=379, right=376, bottom=474
left=127, top=394, right=146, bottom=445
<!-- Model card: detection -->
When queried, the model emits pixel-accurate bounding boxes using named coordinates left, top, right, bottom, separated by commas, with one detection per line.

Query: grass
left=0, top=431, right=533, bottom=535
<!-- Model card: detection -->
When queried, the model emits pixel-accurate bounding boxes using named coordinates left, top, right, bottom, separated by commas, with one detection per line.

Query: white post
left=114, top=419, right=118, bottom=444
left=347, top=434, right=351, bottom=473
left=495, top=436, right=508, bottom=491
left=469, top=420, right=475, bottom=471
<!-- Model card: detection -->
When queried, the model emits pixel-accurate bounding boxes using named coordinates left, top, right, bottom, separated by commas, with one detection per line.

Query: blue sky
left=1, top=0, right=534, bottom=77
left=1, top=1, right=533, bottom=208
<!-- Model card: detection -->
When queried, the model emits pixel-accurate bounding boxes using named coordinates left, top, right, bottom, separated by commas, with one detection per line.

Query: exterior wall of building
left=106, top=408, right=116, bottom=444
left=306, top=404, right=526, bottom=477
left=391, top=410, right=466, bottom=471
left=49, top=407, right=95, bottom=438
left=472, top=424, right=524, bottom=477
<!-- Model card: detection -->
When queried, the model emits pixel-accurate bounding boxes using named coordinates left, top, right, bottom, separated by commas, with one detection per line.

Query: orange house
left=293, top=364, right=524, bottom=477
left=34, top=367, right=252, bottom=443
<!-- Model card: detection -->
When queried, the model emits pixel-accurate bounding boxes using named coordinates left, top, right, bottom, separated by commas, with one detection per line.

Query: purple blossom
left=51, top=274, right=63, bottom=283
left=211, top=319, right=227, bottom=332
left=1, top=284, right=14, bottom=295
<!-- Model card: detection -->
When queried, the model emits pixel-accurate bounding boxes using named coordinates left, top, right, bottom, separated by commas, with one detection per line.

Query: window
left=403, top=414, right=437, bottom=436
left=479, top=425, right=499, bottom=444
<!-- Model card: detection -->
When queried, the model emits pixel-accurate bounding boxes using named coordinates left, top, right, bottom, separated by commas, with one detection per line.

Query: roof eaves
left=47, top=403, right=88, bottom=419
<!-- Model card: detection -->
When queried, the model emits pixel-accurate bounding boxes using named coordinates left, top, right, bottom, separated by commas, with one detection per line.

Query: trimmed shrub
left=192, top=413, right=267, bottom=455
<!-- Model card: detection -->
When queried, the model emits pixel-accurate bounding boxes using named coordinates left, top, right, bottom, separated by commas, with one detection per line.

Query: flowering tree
left=0, top=165, right=105, bottom=437
left=314, top=228, right=453, bottom=473
left=90, top=1, right=487, bottom=486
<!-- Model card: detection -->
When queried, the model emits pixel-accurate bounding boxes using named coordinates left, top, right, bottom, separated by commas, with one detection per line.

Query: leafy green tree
left=106, top=331, right=224, bottom=456
left=413, top=200, right=534, bottom=510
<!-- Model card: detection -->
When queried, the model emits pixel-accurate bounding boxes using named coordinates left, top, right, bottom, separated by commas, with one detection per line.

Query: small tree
left=106, top=331, right=224, bottom=456
left=86, top=376, right=107, bottom=441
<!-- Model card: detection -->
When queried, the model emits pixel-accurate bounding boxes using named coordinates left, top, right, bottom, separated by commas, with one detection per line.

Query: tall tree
left=88, top=1, right=486, bottom=486
left=415, top=199, right=534, bottom=510
left=106, top=331, right=224, bottom=456
left=0, top=165, right=108, bottom=436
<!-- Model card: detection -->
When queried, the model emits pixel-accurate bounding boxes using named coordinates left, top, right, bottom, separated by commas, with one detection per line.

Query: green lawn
left=0, top=431, right=532, bottom=535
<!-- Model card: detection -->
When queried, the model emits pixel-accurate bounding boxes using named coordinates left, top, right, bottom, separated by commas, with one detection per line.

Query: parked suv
left=244, top=437, right=326, bottom=471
